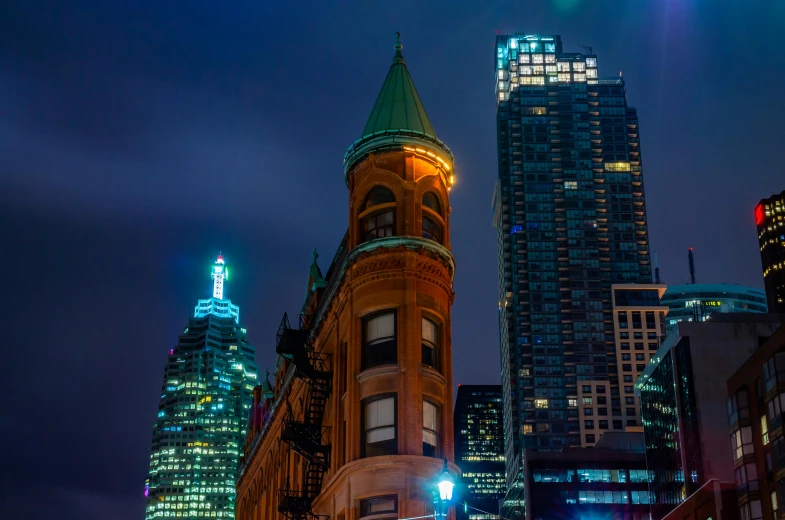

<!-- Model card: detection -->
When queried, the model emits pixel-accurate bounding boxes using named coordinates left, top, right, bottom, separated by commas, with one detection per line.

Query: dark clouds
left=1, top=0, right=784, bottom=519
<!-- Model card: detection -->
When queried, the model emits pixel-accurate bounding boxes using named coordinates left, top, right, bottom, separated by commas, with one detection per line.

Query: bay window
left=731, top=426, right=754, bottom=461
left=739, top=500, right=762, bottom=520
left=735, top=462, right=759, bottom=495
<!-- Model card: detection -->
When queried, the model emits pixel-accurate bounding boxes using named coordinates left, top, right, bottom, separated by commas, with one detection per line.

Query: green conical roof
left=361, top=34, right=437, bottom=139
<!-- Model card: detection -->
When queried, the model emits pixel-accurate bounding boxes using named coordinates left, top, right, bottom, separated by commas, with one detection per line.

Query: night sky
left=1, top=1, right=783, bottom=518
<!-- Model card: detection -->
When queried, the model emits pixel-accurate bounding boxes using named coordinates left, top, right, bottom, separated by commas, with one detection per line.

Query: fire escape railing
left=276, top=313, right=332, bottom=520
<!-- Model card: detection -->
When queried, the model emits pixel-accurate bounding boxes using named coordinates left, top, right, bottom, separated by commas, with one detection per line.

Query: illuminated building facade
left=144, top=255, right=260, bottom=519
left=500, top=432, right=650, bottom=520
left=637, top=315, right=783, bottom=520
left=492, top=34, right=652, bottom=476
left=660, top=284, right=767, bottom=330
left=577, top=284, right=667, bottom=447
left=756, top=191, right=785, bottom=313
left=454, top=385, right=505, bottom=519
left=236, top=35, right=459, bottom=520
left=726, top=322, right=785, bottom=520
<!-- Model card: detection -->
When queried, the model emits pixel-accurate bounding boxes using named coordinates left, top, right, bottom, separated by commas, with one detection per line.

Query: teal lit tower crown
left=144, top=254, right=259, bottom=519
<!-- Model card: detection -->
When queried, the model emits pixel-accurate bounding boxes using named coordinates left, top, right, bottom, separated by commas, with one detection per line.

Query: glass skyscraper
left=454, top=385, right=506, bottom=519
left=144, top=255, right=259, bottom=519
left=492, top=34, right=652, bottom=475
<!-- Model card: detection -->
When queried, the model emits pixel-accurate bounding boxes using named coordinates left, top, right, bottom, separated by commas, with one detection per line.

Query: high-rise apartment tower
left=144, top=255, right=259, bottom=519
left=492, top=34, right=652, bottom=476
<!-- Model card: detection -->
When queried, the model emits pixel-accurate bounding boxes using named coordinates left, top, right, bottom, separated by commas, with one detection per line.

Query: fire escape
left=276, top=313, right=332, bottom=520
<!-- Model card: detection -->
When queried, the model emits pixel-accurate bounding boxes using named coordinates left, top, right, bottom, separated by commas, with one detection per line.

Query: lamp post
left=433, top=458, right=455, bottom=519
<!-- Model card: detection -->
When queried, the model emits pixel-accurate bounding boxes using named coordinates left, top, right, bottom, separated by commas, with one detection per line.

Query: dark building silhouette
left=660, top=480, right=738, bottom=520
left=501, top=432, right=650, bottom=520
left=726, top=322, right=785, bottom=520
left=637, top=315, right=783, bottom=520
left=454, top=385, right=505, bottom=519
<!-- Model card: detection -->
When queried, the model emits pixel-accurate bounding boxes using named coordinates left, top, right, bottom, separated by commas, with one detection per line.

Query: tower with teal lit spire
left=195, top=254, right=240, bottom=322
left=145, top=254, right=259, bottom=520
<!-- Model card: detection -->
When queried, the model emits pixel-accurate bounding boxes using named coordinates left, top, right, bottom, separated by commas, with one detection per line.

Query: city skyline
left=2, top=2, right=784, bottom=519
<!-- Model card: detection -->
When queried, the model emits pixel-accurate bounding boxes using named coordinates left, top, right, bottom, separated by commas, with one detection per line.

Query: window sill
left=358, top=364, right=398, bottom=383
left=420, top=365, right=447, bottom=386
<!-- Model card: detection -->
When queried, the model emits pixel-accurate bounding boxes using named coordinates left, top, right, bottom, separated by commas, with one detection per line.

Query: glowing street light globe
left=437, top=459, right=454, bottom=501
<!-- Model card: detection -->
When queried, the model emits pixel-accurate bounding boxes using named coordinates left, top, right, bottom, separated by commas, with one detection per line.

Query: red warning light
left=755, top=204, right=765, bottom=226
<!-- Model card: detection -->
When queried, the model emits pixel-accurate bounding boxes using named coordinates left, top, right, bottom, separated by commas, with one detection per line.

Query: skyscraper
left=454, top=385, right=506, bottom=519
left=756, top=190, right=785, bottom=313
left=492, top=34, right=652, bottom=475
left=145, top=255, right=259, bottom=520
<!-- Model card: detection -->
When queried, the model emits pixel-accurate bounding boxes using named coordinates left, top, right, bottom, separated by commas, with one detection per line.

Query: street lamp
left=437, top=459, right=455, bottom=501
left=434, top=458, right=454, bottom=518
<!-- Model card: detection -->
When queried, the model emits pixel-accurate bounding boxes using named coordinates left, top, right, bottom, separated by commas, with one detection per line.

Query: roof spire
left=360, top=34, right=436, bottom=139
left=211, top=254, right=227, bottom=300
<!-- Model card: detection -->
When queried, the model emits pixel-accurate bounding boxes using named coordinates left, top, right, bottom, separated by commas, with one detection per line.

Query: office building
left=236, top=35, right=459, bottom=520
left=500, top=432, right=650, bottom=520
left=144, top=255, right=259, bottom=520
left=578, top=284, right=667, bottom=447
left=661, top=284, right=768, bottom=329
left=726, top=322, right=785, bottom=520
left=492, top=33, right=652, bottom=474
left=637, top=315, right=783, bottom=520
left=454, top=385, right=506, bottom=519
left=756, top=191, right=785, bottom=313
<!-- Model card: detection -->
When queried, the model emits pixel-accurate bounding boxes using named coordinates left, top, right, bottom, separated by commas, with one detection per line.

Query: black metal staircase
left=276, top=313, right=332, bottom=520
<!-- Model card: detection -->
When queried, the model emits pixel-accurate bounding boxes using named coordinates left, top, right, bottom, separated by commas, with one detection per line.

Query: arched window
left=422, top=192, right=440, bottom=213
left=361, top=186, right=396, bottom=242
left=422, top=192, right=443, bottom=243
left=364, top=186, right=396, bottom=209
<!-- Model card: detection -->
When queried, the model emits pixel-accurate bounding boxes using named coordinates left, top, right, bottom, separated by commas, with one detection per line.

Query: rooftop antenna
left=688, top=248, right=696, bottom=284
left=212, top=254, right=227, bottom=300
left=654, top=251, right=661, bottom=284
left=580, top=45, right=593, bottom=55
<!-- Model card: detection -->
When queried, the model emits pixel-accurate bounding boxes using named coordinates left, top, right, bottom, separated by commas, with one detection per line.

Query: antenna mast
left=212, top=254, right=227, bottom=300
